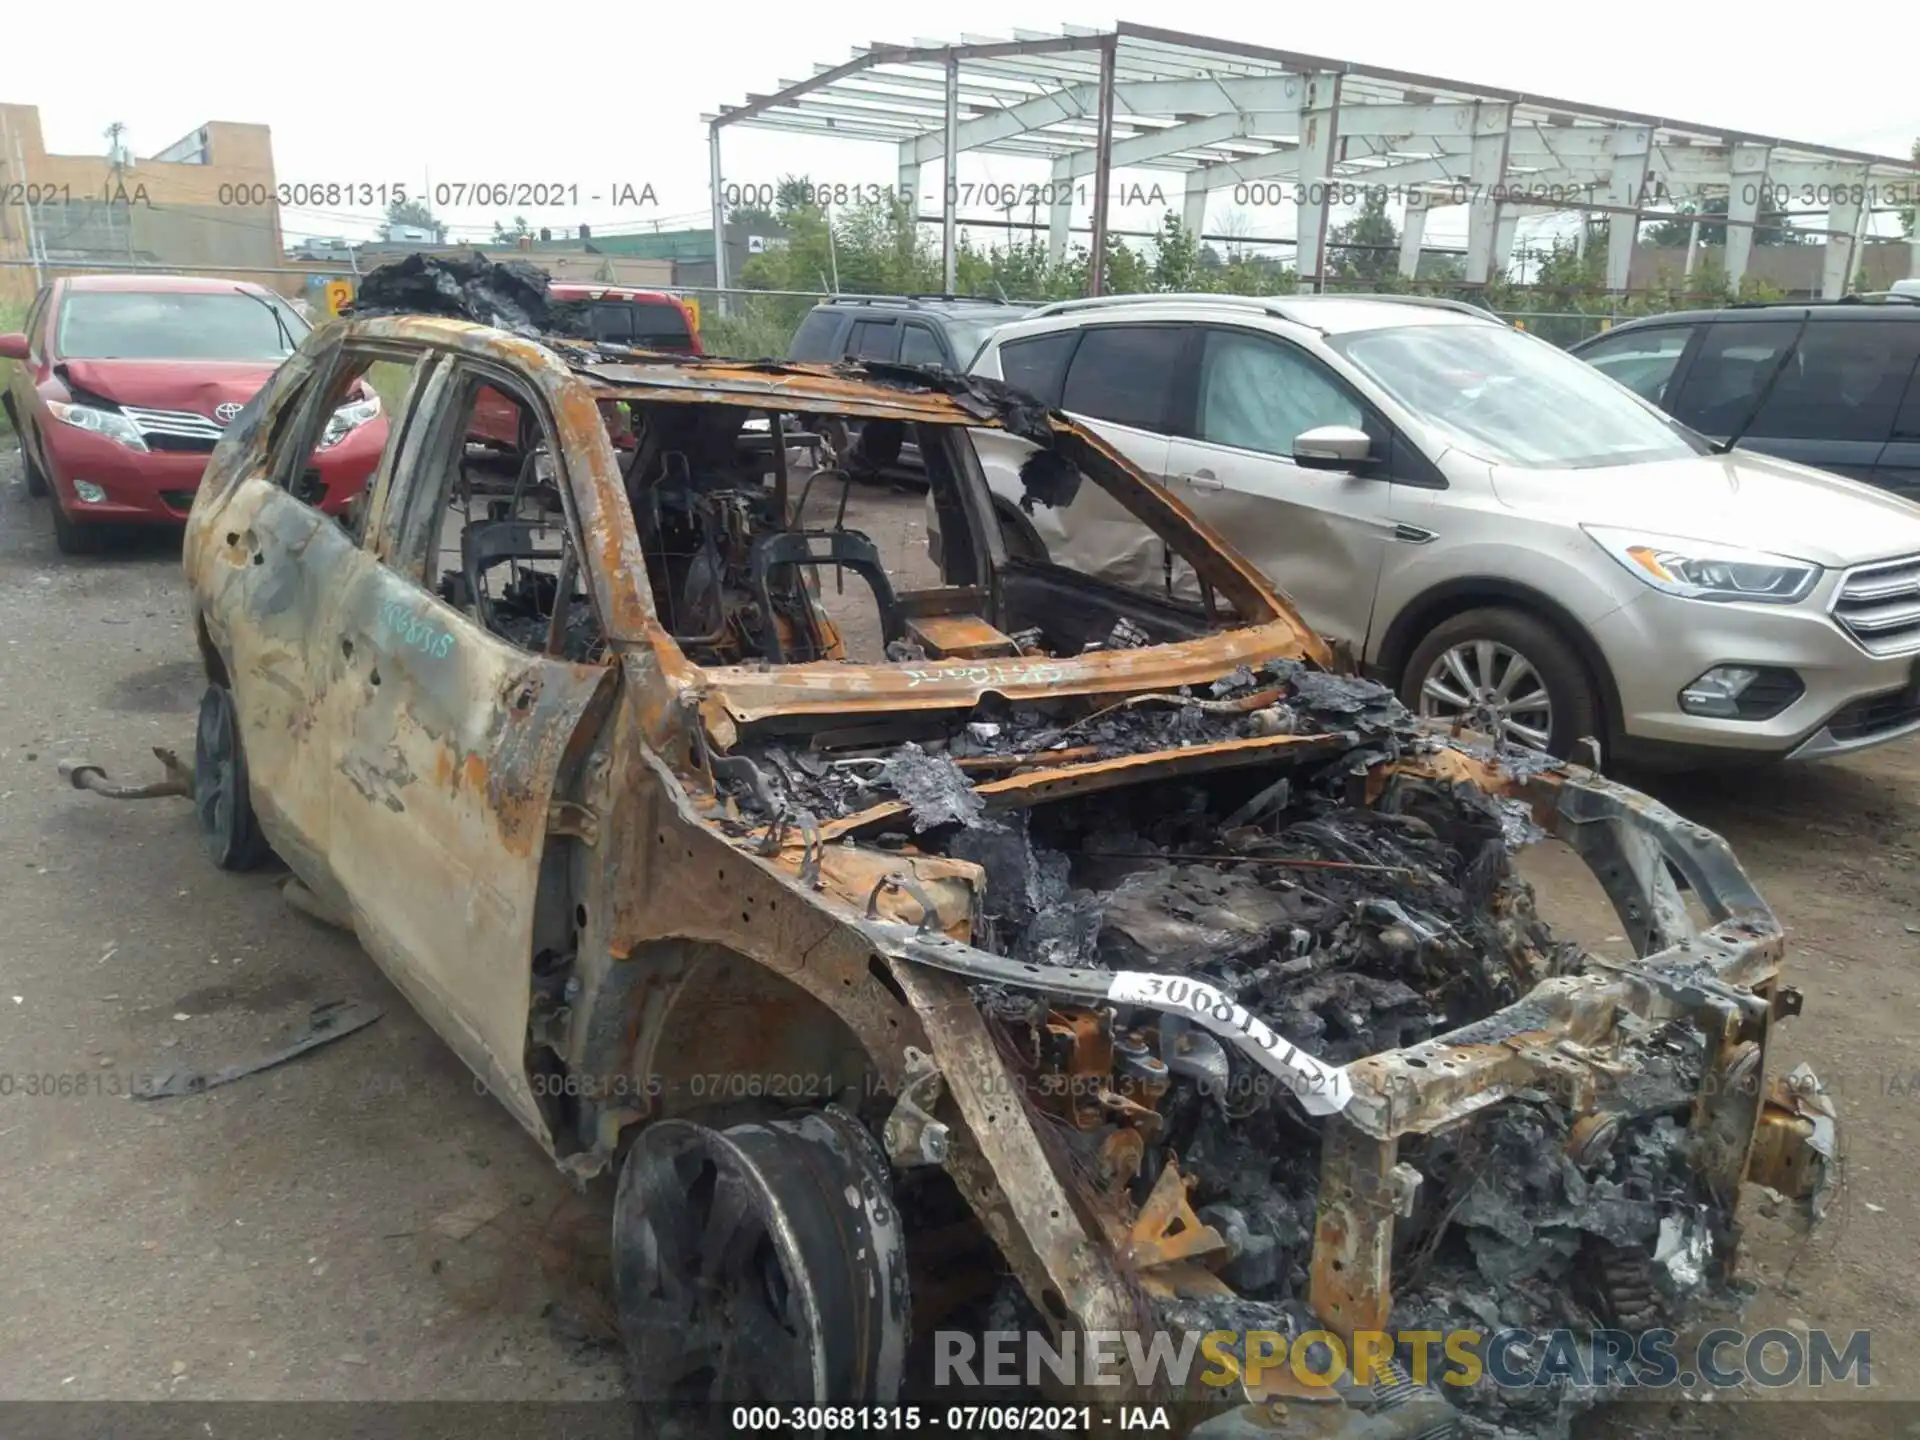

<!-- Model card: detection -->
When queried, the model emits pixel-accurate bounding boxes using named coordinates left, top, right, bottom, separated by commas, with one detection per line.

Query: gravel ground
left=2, top=449, right=1915, bottom=1431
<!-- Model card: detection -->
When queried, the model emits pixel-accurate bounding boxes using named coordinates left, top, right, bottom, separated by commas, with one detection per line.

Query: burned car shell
left=181, top=314, right=1822, bottom=1424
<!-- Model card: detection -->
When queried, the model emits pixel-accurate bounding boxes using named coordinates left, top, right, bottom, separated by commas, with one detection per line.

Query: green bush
left=0, top=295, right=25, bottom=438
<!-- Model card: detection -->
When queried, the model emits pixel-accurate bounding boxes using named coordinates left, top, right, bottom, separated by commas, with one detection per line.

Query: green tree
left=491, top=214, right=531, bottom=244
left=1326, top=190, right=1400, bottom=286
left=381, top=196, right=444, bottom=242
left=1149, top=212, right=1202, bottom=292
left=1643, top=193, right=1807, bottom=247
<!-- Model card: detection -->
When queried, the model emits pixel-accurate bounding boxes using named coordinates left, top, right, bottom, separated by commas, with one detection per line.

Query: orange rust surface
left=701, top=620, right=1324, bottom=728
left=904, top=613, right=1020, bottom=660
left=819, top=730, right=1344, bottom=841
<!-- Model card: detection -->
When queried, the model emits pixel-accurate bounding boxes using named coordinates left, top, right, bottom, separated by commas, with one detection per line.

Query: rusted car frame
left=147, top=309, right=1829, bottom=1432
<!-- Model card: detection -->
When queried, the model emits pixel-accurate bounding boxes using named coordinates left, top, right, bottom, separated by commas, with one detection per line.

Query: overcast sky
left=11, top=0, right=1916, bottom=260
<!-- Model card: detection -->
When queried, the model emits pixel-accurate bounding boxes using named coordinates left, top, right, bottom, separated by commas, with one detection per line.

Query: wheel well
left=582, top=939, right=883, bottom=1137
left=1375, top=580, right=1623, bottom=744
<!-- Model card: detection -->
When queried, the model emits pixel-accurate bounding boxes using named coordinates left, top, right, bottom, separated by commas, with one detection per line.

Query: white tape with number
left=1105, top=971, right=1352, bottom=1116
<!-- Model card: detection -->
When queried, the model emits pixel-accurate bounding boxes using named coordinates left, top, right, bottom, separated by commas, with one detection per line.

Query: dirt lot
left=2, top=448, right=1916, bottom=1429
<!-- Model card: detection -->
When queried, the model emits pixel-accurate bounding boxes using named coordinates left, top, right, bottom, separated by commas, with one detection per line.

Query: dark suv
left=786, top=294, right=1031, bottom=370
left=1570, top=296, right=1920, bottom=497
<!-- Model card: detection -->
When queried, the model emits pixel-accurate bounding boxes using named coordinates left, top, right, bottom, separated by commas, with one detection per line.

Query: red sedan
left=1, top=274, right=386, bottom=554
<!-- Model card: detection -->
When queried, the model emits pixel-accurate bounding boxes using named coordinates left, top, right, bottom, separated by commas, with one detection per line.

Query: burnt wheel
left=612, top=1111, right=908, bottom=1422
left=193, top=683, right=272, bottom=871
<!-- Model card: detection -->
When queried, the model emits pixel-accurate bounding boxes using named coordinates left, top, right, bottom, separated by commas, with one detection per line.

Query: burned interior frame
left=154, top=309, right=1830, bottom=1437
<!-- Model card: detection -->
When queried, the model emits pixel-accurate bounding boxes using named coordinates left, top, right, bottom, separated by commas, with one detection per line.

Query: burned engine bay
left=696, top=662, right=1818, bottom=1436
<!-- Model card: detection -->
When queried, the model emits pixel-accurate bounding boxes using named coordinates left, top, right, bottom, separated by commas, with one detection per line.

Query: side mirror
left=0, top=333, right=29, bottom=362
left=1292, top=425, right=1374, bottom=471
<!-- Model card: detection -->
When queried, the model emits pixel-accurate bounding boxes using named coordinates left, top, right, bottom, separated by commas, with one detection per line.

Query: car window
left=1195, top=329, right=1365, bottom=455
left=277, top=353, right=419, bottom=534
left=941, top=312, right=1023, bottom=368
left=787, top=308, right=843, bottom=362
left=1577, top=326, right=1693, bottom=404
left=1748, top=321, right=1920, bottom=444
left=589, top=300, right=695, bottom=352
left=1666, top=321, right=1800, bottom=436
left=406, top=368, right=604, bottom=662
left=997, top=331, right=1077, bottom=406
left=1061, top=325, right=1186, bottom=431
left=847, top=319, right=899, bottom=361
left=629, top=301, right=694, bottom=350
left=590, top=302, right=635, bottom=344
left=1331, top=322, right=1702, bottom=470
left=55, top=290, right=309, bottom=361
left=899, top=323, right=945, bottom=367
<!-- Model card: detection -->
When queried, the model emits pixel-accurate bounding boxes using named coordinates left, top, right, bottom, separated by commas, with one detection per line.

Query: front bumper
left=1593, top=587, right=1920, bottom=760
left=44, top=421, right=382, bottom=524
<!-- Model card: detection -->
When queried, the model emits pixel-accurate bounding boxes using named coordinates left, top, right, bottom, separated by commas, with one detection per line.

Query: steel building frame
left=703, top=21, right=1919, bottom=298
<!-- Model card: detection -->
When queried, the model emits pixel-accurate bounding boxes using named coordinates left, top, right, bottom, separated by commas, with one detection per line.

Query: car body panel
left=1165, top=432, right=1394, bottom=646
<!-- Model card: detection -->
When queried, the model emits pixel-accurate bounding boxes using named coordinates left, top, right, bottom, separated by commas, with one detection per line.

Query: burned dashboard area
left=698, top=661, right=1784, bottom=1434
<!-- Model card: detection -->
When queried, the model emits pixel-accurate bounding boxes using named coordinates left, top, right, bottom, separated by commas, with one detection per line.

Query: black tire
left=193, top=683, right=273, bottom=871
left=1400, top=606, right=1600, bottom=759
left=4, top=397, right=51, bottom=498
left=49, top=494, right=105, bottom=555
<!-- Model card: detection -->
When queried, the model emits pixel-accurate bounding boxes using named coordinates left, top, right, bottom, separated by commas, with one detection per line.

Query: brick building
left=0, top=104, right=281, bottom=305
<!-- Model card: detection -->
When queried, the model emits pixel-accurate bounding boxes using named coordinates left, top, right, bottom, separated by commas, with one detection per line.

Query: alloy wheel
left=1417, top=638, right=1554, bottom=750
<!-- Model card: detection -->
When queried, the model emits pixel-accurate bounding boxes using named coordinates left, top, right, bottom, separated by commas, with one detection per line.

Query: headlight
left=47, top=400, right=148, bottom=453
left=1582, top=525, right=1820, bottom=604
left=317, top=394, right=381, bottom=451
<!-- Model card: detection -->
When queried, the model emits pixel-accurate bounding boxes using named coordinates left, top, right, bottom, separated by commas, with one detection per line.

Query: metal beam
left=1822, top=165, right=1869, bottom=298
left=1183, top=168, right=1209, bottom=236
left=1088, top=37, right=1117, bottom=295
left=1047, top=158, right=1073, bottom=261
left=1057, top=113, right=1254, bottom=179
left=1723, top=142, right=1770, bottom=287
left=708, top=122, right=728, bottom=298
left=911, top=75, right=1309, bottom=165
left=942, top=55, right=960, bottom=292
left=1464, top=104, right=1511, bottom=284
left=1334, top=102, right=1480, bottom=139
left=1294, top=73, right=1342, bottom=294
left=1605, top=125, right=1653, bottom=290
left=1397, top=192, right=1428, bottom=278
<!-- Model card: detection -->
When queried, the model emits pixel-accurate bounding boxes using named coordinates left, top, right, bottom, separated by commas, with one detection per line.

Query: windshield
left=57, top=290, right=310, bottom=361
left=1330, top=322, right=1706, bottom=469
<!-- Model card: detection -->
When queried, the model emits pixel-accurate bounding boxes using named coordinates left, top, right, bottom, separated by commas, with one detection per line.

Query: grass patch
left=0, top=295, right=25, bottom=440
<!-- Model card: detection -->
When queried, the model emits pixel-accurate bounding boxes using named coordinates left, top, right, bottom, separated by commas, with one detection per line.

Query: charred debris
left=710, top=663, right=1739, bottom=1435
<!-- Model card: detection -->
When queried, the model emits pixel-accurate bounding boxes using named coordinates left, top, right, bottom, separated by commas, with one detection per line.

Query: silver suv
left=946, top=292, right=1920, bottom=765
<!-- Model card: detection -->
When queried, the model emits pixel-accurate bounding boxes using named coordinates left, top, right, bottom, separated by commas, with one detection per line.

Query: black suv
left=1570, top=296, right=1920, bottom=498
left=786, top=295, right=1032, bottom=370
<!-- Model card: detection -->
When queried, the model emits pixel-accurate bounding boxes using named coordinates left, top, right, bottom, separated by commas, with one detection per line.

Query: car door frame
left=320, top=342, right=618, bottom=1143
left=191, top=330, right=441, bottom=900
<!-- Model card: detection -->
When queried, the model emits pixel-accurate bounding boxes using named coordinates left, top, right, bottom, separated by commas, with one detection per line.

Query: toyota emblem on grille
left=213, top=402, right=243, bottom=424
